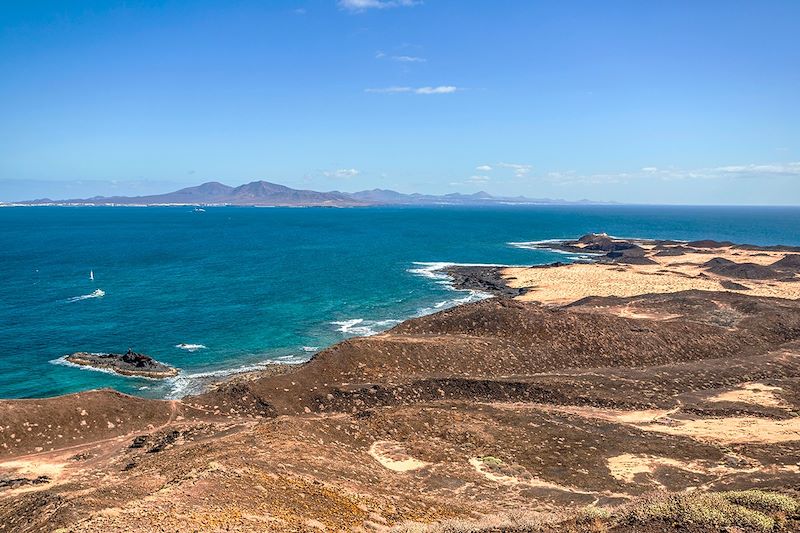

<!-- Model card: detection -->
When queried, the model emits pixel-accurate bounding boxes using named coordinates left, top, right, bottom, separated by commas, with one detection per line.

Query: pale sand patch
left=654, top=247, right=792, bottom=268
left=608, top=454, right=714, bottom=486
left=535, top=404, right=800, bottom=444
left=368, top=441, right=428, bottom=472
left=708, top=382, right=790, bottom=409
left=468, top=457, right=595, bottom=495
left=640, top=416, right=800, bottom=444
left=608, top=453, right=799, bottom=488
left=542, top=405, right=677, bottom=424
left=0, top=458, right=65, bottom=480
left=610, top=307, right=682, bottom=321
left=504, top=260, right=800, bottom=306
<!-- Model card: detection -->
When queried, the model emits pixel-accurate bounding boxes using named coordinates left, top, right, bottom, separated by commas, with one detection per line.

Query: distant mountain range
left=5, top=180, right=608, bottom=207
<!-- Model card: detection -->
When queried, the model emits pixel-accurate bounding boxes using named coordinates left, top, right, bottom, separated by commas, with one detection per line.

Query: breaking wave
left=176, top=343, right=207, bottom=352
left=165, top=355, right=307, bottom=399
left=68, top=289, right=105, bottom=302
left=331, top=318, right=402, bottom=337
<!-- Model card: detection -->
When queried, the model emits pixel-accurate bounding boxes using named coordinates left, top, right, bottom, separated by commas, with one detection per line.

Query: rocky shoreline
left=65, top=349, right=178, bottom=379
left=3, top=234, right=800, bottom=532
left=444, top=265, right=532, bottom=297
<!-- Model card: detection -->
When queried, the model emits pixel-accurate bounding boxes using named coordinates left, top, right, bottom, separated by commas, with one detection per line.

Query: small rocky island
left=65, top=349, right=178, bottom=378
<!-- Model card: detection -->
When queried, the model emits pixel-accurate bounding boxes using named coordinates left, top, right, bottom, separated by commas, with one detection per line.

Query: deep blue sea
left=1, top=205, right=799, bottom=400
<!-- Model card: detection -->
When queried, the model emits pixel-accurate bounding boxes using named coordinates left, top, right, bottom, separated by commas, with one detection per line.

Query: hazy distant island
left=1, top=180, right=611, bottom=207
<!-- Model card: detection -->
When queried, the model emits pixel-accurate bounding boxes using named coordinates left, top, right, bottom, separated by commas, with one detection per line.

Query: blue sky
left=1, top=1, right=798, bottom=204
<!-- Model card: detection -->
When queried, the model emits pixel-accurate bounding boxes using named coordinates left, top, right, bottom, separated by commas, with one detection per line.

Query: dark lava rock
left=687, top=239, right=735, bottom=248
left=445, top=266, right=528, bottom=298
left=129, top=435, right=150, bottom=449
left=65, top=349, right=178, bottom=378
left=0, top=476, right=50, bottom=490
left=772, top=254, right=800, bottom=272
left=720, top=280, right=751, bottom=291
left=147, top=430, right=181, bottom=453
left=577, top=233, right=637, bottom=252
left=703, top=257, right=785, bottom=280
left=654, top=247, right=687, bottom=257
left=603, top=245, right=658, bottom=265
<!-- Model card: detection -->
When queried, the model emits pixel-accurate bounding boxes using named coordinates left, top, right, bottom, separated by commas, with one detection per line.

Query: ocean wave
left=407, top=261, right=509, bottom=290
left=67, top=289, right=105, bottom=302
left=175, top=343, right=207, bottom=352
left=406, top=262, right=456, bottom=281
left=164, top=358, right=304, bottom=399
left=416, top=290, right=490, bottom=316
left=508, top=238, right=568, bottom=248
left=331, top=318, right=402, bottom=337
left=407, top=261, right=497, bottom=314
left=301, top=346, right=319, bottom=352
left=507, top=241, right=597, bottom=259
left=278, top=353, right=309, bottom=363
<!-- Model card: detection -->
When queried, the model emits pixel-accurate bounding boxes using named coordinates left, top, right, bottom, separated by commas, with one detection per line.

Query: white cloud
left=365, top=86, right=412, bottom=93
left=393, top=55, right=426, bottom=62
left=324, top=168, right=360, bottom=178
left=339, top=0, right=420, bottom=12
left=498, top=162, right=533, bottom=177
left=365, top=85, right=459, bottom=94
left=467, top=175, right=490, bottom=184
left=713, top=162, right=800, bottom=176
left=540, top=161, right=800, bottom=186
left=476, top=164, right=492, bottom=171
left=375, top=51, right=427, bottom=62
left=415, top=85, right=457, bottom=94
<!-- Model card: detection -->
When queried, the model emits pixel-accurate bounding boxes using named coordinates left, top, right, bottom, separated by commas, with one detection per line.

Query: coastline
left=2, top=233, right=800, bottom=531
left=447, top=234, right=800, bottom=305
left=38, top=234, right=800, bottom=400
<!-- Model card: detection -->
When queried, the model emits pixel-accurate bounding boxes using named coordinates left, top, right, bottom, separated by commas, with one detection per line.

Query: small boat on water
left=89, top=270, right=94, bottom=281
left=194, top=207, right=206, bottom=212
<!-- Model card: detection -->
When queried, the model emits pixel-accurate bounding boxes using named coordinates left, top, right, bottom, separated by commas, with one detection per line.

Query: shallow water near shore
left=1, top=205, right=799, bottom=399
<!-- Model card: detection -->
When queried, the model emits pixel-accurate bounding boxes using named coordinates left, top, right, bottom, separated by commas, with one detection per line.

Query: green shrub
left=618, top=490, right=800, bottom=532
left=721, top=490, right=800, bottom=515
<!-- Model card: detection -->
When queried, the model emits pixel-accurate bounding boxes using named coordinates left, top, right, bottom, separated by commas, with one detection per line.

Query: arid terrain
left=2, top=235, right=800, bottom=532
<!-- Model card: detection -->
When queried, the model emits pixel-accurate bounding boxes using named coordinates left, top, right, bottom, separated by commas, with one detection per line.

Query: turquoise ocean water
left=1, top=205, right=799, bottom=399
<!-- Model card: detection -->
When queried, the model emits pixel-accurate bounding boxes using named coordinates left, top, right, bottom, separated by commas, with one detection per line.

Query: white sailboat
left=89, top=270, right=94, bottom=281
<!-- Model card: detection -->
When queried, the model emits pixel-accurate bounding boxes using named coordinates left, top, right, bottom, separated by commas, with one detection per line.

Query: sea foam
left=176, top=343, right=207, bottom=352
left=164, top=356, right=306, bottom=399
left=67, top=289, right=105, bottom=302
left=331, top=318, right=402, bottom=337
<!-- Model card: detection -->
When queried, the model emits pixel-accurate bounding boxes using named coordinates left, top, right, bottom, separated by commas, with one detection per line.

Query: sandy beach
left=503, top=240, right=800, bottom=305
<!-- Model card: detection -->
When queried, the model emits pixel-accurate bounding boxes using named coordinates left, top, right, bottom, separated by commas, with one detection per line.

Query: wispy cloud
left=540, top=162, right=800, bottom=186
left=498, top=162, right=533, bottom=177
left=323, top=168, right=360, bottom=178
left=339, top=0, right=420, bottom=12
left=714, top=162, right=800, bottom=176
left=375, top=51, right=426, bottom=62
left=395, top=55, right=426, bottom=62
left=467, top=175, right=490, bottom=184
left=415, top=86, right=456, bottom=94
left=476, top=164, right=493, bottom=171
left=365, top=85, right=459, bottom=94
